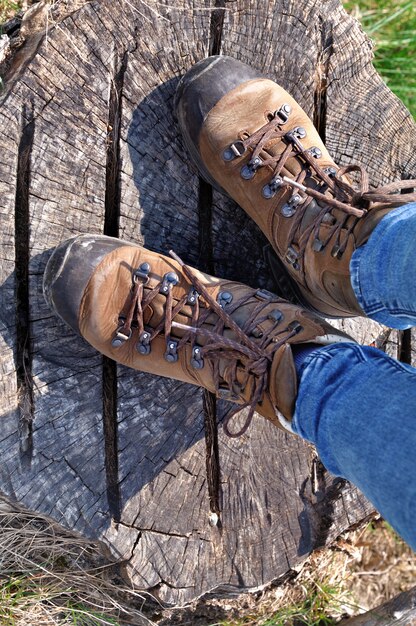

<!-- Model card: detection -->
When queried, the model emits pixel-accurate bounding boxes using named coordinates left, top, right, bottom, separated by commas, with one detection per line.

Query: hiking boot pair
left=44, top=56, right=416, bottom=434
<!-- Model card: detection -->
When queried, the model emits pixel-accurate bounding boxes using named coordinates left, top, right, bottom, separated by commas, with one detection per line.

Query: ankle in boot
left=175, top=56, right=416, bottom=318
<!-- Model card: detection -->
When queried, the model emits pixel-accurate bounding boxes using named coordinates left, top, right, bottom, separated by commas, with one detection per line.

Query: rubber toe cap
left=43, top=235, right=128, bottom=334
left=175, top=55, right=263, bottom=148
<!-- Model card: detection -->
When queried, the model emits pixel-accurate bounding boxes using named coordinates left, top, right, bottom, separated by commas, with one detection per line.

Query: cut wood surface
left=0, top=0, right=415, bottom=606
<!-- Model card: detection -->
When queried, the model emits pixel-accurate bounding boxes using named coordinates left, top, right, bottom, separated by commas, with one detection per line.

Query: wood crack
left=399, top=329, right=412, bottom=365
left=102, top=50, right=128, bottom=524
left=15, top=104, right=35, bottom=466
left=209, top=0, right=226, bottom=57
left=313, top=16, right=334, bottom=143
left=398, top=182, right=413, bottom=366
left=104, top=50, right=127, bottom=237
left=203, top=388, right=221, bottom=516
left=118, top=521, right=192, bottom=540
left=197, top=0, right=227, bottom=520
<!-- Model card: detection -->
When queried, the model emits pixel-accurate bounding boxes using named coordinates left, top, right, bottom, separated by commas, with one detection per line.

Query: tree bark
left=340, top=587, right=416, bottom=626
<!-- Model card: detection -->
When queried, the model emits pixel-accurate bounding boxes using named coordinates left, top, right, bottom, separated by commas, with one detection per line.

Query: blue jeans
left=292, top=203, right=416, bottom=550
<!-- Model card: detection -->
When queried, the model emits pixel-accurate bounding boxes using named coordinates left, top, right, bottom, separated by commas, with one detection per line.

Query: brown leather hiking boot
left=44, top=235, right=353, bottom=435
left=175, top=56, right=416, bottom=317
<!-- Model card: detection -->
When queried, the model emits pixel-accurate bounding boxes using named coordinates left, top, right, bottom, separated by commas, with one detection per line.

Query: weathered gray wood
left=0, top=0, right=414, bottom=606
left=339, top=586, right=416, bottom=626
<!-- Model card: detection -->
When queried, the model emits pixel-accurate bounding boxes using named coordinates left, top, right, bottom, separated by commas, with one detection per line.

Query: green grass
left=344, top=0, right=416, bottom=116
left=0, top=575, right=120, bottom=625
left=0, top=0, right=22, bottom=24
left=0, top=502, right=153, bottom=626
left=216, top=579, right=358, bottom=626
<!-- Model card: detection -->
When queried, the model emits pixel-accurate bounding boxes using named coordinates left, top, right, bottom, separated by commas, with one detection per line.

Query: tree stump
left=340, top=586, right=416, bottom=626
left=0, top=0, right=415, bottom=606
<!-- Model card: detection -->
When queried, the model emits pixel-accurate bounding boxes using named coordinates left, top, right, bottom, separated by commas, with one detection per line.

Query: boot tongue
left=145, top=294, right=193, bottom=331
left=355, top=205, right=392, bottom=247
left=268, top=344, right=298, bottom=423
left=299, top=197, right=336, bottom=231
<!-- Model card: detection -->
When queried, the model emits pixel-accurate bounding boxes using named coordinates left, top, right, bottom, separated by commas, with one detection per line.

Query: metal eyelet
left=187, top=287, right=199, bottom=305
left=223, top=140, right=246, bottom=161
left=293, top=127, right=307, bottom=139
left=134, top=262, right=151, bottom=283
left=112, top=328, right=132, bottom=348
left=241, top=156, right=262, bottom=180
left=136, top=331, right=151, bottom=355
left=331, top=244, right=343, bottom=259
left=262, top=175, right=283, bottom=199
left=251, top=328, right=263, bottom=338
left=191, top=345, right=204, bottom=369
left=164, top=339, right=178, bottom=363
left=255, top=288, right=277, bottom=301
left=287, top=320, right=303, bottom=334
left=286, top=127, right=307, bottom=142
left=312, top=238, right=325, bottom=252
left=267, top=309, right=283, bottom=323
left=308, top=147, right=322, bottom=159
left=285, top=246, right=300, bottom=269
left=217, top=291, right=233, bottom=308
left=281, top=193, right=303, bottom=218
left=324, top=166, right=337, bottom=178
left=160, top=271, right=179, bottom=294
left=274, top=103, right=291, bottom=124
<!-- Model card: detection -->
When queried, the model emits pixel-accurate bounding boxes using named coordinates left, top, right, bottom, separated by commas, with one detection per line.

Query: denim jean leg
left=292, top=343, right=416, bottom=550
left=350, top=202, right=416, bottom=329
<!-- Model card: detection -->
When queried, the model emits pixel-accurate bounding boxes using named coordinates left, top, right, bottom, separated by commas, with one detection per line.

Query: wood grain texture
left=339, top=586, right=416, bottom=626
left=0, top=0, right=414, bottom=606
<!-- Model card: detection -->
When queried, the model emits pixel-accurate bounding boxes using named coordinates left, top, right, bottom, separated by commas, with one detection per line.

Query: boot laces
left=112, top=251, right=303, bottom=437
left=223, top=106, right=416, bottom=262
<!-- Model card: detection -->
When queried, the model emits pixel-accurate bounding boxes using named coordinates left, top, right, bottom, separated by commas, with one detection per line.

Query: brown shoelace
left=112, top=251, right=303, bottom=436
left=223, top=108, right=416, bottom=262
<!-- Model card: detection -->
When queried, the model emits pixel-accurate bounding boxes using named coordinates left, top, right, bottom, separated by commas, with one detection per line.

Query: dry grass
left=2, top=499, right=414, bottom=626
left=0, top=497, right=154, bottom=626
left=0, top=1, right=18, bottom=24
left=346, top=519, right=416, bottom=610
left=154, top=519, right=415, bottom=626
